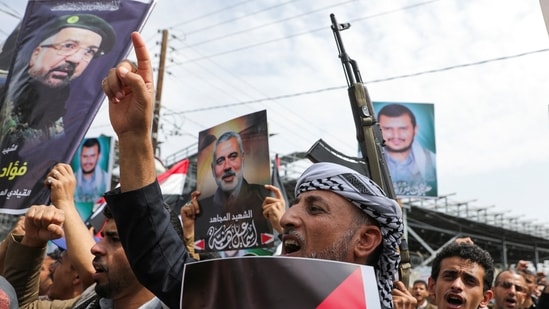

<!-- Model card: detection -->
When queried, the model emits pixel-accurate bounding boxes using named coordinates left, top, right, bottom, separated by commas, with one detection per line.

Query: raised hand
left=102, top=32, right=154, bottom=138
left=21, top=205, right=64, bottom=248
left=262, top=184, right=286, bottom=233
left=46, top=163, right=76, bottom=210
left=181, top=190, right=201, bottom=237
left=102, top=32, right=156, bottom=192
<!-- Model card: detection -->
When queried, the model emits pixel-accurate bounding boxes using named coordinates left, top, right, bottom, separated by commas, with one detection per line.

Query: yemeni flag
left=181, top=257, right=381, bottom=308
left=85, top=158, right=189, bottom=232
left=157, top=159, right=189, bottom=210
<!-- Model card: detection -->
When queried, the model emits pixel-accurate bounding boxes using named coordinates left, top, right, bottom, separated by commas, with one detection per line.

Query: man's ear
left=72, top=272, right=81, bottom=286
left=354, top=225, right=382, bottom=261
left=479, top=289, right=493, bottom=308
left=427, top=277, right=436, bottom=303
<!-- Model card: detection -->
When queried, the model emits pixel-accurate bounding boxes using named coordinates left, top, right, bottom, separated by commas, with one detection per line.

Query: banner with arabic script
left=181, top=257, right=381, bottom=308
left=0, top=0, right=156, bottom=213
left=194, top=110, right=273, bottom=253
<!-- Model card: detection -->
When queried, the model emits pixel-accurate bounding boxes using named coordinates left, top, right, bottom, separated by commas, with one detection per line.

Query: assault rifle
left=305, top=13, right=411, bottom=286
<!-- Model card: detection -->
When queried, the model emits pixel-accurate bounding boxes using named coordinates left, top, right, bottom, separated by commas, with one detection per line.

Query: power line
left=169, top=0, right=442, bottom=64
left=176, top=0, right=296, bottom=36
left=0, top=1, right=22, bottom=19
left=174, top=47, right=549, bottom=114
left=165, top=41, right=330, bottom=152
left=185, top=0, right=355, bottom=49
left=168, top=0, right=252, bottom=29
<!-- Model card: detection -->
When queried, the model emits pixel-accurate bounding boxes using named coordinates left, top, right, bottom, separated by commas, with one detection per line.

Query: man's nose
left=450, top=278, right=464, bottom=291
left=279, top=206, right=300, bottom=230
left=64, top=49, right=87, bottom=62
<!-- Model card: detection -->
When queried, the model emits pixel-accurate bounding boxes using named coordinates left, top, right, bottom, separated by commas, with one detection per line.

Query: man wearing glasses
left=492, top=270, right=528, bottom=309
left=1, top=13, right=115, bottom=145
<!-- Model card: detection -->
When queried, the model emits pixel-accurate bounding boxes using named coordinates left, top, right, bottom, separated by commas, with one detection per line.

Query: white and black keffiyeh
left=295, top=162, right=403, bottom=309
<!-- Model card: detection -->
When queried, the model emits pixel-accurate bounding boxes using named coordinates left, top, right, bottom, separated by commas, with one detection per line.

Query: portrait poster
left=373, top=102, right=438, bottom=197
left=194, top=110, right=273, bottom=253
left=70, top=135, right=114, bottom=220
left=180, top=256, right=381, bottom=309
left=0, top=0, right=156, bottom=213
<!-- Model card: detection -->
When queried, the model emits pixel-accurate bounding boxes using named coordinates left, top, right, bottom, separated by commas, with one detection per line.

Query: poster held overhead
left=195, top=110, right=273, bottom=253
left=0, top=0, right=156, bottom=213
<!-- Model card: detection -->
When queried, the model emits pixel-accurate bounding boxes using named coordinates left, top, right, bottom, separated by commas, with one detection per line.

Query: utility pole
left=152, top=29, right=168, bottom=157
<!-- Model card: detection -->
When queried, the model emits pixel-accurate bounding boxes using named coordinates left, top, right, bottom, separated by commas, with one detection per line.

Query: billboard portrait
left=0, top=0, right=156, bottom=213
left=194, top=110, right=273, bottom=253
left=70, top=135, right=113, bottom=219
left=373, top=102, right=438, bottom=197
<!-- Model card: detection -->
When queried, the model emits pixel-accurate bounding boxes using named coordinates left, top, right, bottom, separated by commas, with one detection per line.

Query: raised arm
left=102, top=31, right=155, bottom=192
left=47, top=163, right=96, bottom=287
left=0, top=216, right=24, bottom=275
left=4, top=206, right=64, bottom=307
left=102, top=32, right=194, bottom=309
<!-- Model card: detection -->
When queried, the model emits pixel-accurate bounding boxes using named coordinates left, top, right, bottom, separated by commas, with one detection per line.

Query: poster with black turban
left=0, top=0, right=156, bottom=213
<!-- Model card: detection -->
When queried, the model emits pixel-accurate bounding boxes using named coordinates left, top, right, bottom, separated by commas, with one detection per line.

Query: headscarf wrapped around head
left=295, top=162, right=403, bottom=308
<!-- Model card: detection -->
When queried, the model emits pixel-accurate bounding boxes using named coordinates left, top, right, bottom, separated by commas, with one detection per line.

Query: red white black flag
left=181, top=256, right=381, bottom=308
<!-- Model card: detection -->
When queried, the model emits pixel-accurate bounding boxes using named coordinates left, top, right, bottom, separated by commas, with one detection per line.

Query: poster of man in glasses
left=0, top=0, right=155, bottom=213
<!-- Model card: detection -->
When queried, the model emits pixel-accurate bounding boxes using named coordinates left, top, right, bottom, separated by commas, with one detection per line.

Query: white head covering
left=295, top=162, right=403, bottom=309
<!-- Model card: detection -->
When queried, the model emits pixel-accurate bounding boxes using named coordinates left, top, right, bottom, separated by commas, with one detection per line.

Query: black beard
left=385, top=143, right=412, bottom=153
left=82, top=167, right=96, bottom=175
left=385, top=138, right=414, bottom=153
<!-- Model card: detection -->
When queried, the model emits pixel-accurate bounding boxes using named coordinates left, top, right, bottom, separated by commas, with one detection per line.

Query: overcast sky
left=2, top=0, right=549, bottom=232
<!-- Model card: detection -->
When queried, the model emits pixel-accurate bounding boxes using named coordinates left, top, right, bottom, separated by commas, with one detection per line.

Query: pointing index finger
left=130, top=32, right=153, bottom=84
left=268, top=184, right=283, bottom=200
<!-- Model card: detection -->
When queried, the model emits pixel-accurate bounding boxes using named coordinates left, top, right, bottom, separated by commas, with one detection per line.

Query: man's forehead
left=49, top=27, right=102, bottom=44
left=440, top=256, right=485, bottom=276
left=296, top=190, right=356, bottom=212
left=216, top=138, right=238, bottom=149
left=380, top=113, right=413, bottom=122
left=498, top=271, right=524, bottom=283
left=82, top=145, right=99, bottom=152
left=103, top=218, right=117, bottom=230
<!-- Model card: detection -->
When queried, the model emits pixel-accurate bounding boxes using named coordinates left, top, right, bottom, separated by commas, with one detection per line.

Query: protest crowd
left=0, top=3, right=548, bottom=309
left=0, top=31, right=544, bottom=309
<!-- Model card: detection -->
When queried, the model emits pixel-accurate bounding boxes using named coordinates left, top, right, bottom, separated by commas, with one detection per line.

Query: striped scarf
left=295, top=162, right=403, bottom=309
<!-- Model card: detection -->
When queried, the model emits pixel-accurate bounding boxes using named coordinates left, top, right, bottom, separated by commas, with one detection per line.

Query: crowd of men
left=0, top=31, right=548, bottom=309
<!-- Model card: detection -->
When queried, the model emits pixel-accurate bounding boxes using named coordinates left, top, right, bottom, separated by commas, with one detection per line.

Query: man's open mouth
left=282, top=235, right=301, bottom=255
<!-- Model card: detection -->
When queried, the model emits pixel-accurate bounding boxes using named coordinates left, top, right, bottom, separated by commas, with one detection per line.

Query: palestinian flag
left=181, top=256, right=381, bottom=308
